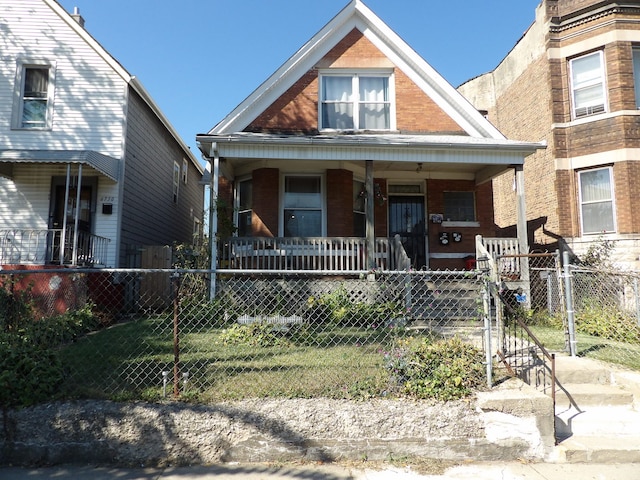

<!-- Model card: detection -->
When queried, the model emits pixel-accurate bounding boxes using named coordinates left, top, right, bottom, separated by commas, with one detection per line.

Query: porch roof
left=0, top=150, right=120, bottom=181
left=197, top=132, right=545, bottom=183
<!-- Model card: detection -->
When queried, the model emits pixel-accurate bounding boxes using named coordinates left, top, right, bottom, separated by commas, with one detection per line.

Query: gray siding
left=120, top=87, right=204, bottom=266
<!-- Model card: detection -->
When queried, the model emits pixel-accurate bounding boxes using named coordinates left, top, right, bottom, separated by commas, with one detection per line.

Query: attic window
left=319, top=71, right=394, bottom=131
left=13, top=61, right=56, bottom=130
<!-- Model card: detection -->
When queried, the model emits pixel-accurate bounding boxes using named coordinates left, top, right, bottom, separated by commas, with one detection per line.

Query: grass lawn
left=528, top=325, right=640, bottom=370
left=59, top=316, right=405, bottom=401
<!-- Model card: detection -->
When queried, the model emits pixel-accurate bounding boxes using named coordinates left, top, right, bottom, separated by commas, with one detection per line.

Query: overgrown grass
left=59, top=317, right=403, bottom=401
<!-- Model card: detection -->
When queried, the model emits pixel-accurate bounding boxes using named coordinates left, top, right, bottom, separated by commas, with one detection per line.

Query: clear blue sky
left=57, top=0, right=541, bottom=158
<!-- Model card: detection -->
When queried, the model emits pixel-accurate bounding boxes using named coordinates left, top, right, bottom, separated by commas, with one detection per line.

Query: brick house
left=459, top=0, right=640, bottom=269
left=0, top=0, right=205, bottom=269
left=198, top=0, right=542, bottom=272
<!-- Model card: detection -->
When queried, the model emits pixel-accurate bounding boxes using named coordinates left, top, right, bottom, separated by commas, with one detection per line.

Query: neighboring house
left=197, top=0, right=542, bottom=273
left=459, top=0, right=640, bottom=270
left=0, top=0, right=204, bottom=269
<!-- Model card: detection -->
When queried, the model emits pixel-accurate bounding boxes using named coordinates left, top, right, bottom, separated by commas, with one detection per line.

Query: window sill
left=442, top=221, right=480, bottom=228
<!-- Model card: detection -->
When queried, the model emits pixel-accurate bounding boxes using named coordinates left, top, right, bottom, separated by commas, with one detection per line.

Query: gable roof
left=209, top=0, right=504, bottom=140
left=44, top=0, right=203, bottom=174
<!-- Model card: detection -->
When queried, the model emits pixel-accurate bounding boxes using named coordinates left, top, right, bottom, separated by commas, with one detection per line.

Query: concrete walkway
left=2, top=462, right=640, bottom=479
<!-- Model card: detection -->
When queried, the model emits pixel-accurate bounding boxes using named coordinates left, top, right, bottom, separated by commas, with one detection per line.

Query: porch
left=0, top=228, right=110, bottom=267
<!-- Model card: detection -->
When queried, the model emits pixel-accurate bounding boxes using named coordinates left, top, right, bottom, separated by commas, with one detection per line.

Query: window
left=443, top=192, right=476, bottom=222
left=569, top=51, right=607, bottom=118
left=182, top=159, right=188, bottom=184
left=353, top=180, right=366, bottom=237
left=15, top=63, right=54, bottom=129
left=237, top=178, right=252, bottom=237
left=320, top=72, right=393, bottom=130
left=579, top=167, right=616, bottom=234
left=633, top=47, right=640, bottom=108
left=173, top=161, right=180, bottom=203
left=283, top=175, right=322, bottom=237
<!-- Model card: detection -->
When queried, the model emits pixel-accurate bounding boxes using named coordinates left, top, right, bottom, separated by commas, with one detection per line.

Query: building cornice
left=550, top=2, right=640, bottom=33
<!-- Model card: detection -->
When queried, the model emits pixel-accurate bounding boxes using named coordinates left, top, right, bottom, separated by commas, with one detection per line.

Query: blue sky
left=57, top=0, right=541, bottom=158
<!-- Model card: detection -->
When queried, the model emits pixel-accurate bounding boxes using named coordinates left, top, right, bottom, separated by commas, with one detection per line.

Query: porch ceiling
left=197, top=132, right=545, bottom=183
left=0, top=150, right=120, bottom=181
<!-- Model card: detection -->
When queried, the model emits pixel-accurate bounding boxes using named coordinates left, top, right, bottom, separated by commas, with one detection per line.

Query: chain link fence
left=0, top=267, right=488, bottom=402
left=568, top=265, right=640, bottom=369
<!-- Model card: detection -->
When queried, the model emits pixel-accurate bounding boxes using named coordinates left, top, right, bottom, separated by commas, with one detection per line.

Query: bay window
left=320, top=72, right=393, bottom=130
left=579, top=167, right=616, bottom=234
left=569, top=51, right=607, bottom=119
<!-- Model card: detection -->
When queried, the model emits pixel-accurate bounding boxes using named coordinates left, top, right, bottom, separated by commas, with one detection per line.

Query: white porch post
left=60, top=164, right=71, bottom=265
left=365, top=160, right=375, bottom=269
left=72, top=164, right=83, bottom=266
left=208, top=143, right=219, bottom=300
left=515, top=165, right=530, bottom=301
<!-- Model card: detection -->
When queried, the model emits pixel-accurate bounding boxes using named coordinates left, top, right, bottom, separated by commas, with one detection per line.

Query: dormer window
left=319, top=71, right=394, bottom=131
left=569, top=51, right=607, bottom=119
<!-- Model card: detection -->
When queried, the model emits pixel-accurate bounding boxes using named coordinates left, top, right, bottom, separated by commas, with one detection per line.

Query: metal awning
left=0, top=149, right=120, bottom=181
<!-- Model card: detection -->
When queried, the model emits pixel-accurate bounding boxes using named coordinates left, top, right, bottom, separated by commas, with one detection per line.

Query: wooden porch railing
left=222, top=236, right=411, bottom=272
left=0, top=229, right=110, bottom=266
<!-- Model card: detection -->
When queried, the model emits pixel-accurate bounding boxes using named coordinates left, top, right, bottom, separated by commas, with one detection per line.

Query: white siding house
left=0, top=0, right=204, bottom=267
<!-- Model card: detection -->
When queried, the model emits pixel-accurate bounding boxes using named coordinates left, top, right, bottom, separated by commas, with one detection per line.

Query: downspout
left=60, top=164, right=71, bottom=265
left=72, top=164, right=83, bottom=266
left=209, top=143, right=219, bottom=300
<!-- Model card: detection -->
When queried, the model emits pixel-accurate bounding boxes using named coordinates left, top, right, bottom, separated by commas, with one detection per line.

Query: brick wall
left=327, top=169, right=354, bottom=236
left=247, top=28, right=465, bottom=135
left=252, top=168, right=279, bottom=236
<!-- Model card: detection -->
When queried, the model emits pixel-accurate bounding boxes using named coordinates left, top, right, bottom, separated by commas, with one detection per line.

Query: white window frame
left=280, top=174, right=325, bottom=237
left=569, top=51, right=607, bottom=119
left=13, top=59, right=56, bottom=130
left=235, top=177, right=253, bottom=237
left=173, top=161, right=180, bottom=204
left=578, top=166, right=617, bottom=235
left=318, top=69, right=395, bottom=131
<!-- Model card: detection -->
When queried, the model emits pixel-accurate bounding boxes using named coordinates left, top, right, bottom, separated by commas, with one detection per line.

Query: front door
left=388, top=196, right=426, bottom=269
left=51, top=186, right=92, bottom=263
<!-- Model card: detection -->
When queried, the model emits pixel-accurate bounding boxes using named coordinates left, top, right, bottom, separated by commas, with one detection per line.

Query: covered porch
left=0, top=150, right=119, bottom=267
left=198, top=133, right=544, bottom=277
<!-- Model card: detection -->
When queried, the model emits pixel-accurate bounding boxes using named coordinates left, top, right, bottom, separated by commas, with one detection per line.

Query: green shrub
left=0, top=280, right=34, bottom=332
left=218, top=322, right=295, bottom=348
left=385, top=336, right=485, bottom=401
left=575, top=302, right=640, bottom=343
left=0, top=336, right=63, bottom=408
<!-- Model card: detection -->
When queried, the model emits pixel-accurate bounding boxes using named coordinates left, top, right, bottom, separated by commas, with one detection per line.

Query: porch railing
left=222, top=236, right=411, bottom=272
left=0, top=229, right=110, bottom=267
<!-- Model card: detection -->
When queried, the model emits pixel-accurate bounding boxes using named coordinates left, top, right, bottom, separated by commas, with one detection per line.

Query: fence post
left=482, top=276, right=493, bottom=388
left=635, top=278, right=640, bottom=327
left=171, top=271, right=181, bottom=397
left=562, top=251, right=577, bottom=357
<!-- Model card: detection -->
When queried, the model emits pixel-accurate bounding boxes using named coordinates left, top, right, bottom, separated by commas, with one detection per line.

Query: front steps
left=551, top=355, right=640, bottom=463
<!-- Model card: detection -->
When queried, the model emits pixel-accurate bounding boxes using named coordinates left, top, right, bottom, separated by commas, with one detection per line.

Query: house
left=0, top=0, right=205, bottom=269
left=459, top=0, right=640, bottom=270
left=197, top=0, right=543, bottom=273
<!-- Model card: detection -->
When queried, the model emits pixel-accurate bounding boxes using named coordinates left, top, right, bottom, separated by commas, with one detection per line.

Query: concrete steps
left=550, top=355, right=640, bottom=463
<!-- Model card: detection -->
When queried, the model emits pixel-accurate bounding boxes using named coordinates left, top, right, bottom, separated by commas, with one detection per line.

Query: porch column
left=72, top=164, right=83, bottom=266
left=208, top=143, right=220, bottom=300
left=365, top=160, right=375, bottom=269
left=60, top=164, right=71, bottom=265
left=515, top=165, right=530, bottom=300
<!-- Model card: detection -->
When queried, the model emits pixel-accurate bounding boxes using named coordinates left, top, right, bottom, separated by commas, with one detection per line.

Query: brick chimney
left=71, top=6, right=85, bottom=28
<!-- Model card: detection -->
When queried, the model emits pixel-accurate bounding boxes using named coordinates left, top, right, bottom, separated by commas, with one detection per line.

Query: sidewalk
left=1, top=462, right=640, bottom=479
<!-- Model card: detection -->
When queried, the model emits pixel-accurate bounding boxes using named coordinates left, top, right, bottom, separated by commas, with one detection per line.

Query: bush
left=384, top=336, right=485, bottom=401
left=575, top=302, right=640, bottom=344
left=0, top=336, right=64, bottom=408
